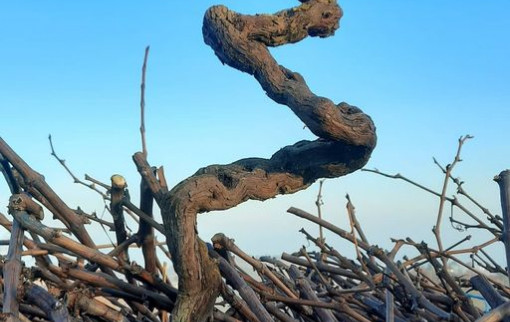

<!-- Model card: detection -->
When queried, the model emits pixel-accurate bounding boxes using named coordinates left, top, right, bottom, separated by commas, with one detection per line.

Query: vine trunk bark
left=134, top=0, right=377, bottom=320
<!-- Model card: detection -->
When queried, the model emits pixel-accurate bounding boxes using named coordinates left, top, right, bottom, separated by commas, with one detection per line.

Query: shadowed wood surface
left=133, top=0, right=377, bottom=320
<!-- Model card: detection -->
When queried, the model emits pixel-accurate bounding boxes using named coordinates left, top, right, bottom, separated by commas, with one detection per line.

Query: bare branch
left=140, top=46, right=150, bottom=158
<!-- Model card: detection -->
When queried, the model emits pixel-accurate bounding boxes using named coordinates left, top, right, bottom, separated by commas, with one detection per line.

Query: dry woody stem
left=0, top=1, right=507, bottom=322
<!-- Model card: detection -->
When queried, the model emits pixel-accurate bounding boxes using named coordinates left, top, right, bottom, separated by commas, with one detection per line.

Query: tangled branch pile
left=1, top=136, right=510, bottom=322
left=1, top=0, right=509, bottom=321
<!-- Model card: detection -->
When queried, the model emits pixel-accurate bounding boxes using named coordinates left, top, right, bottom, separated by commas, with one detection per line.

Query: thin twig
left=48, top=135, right=109, bottom=200
left=346, top=194, right=371, bottom=276
left=140, top=46, right=150, bottom=158
left=433, top=135, right=473, bottom=263
left=434, top=155, right=502, bottom=229
left=84, top=174, right=111, bottom=191
left=315, top=180, right=325, bottom=244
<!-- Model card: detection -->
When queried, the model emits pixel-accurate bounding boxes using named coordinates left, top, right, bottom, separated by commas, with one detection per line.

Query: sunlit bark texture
left=136, top=0, right=377, bottom=320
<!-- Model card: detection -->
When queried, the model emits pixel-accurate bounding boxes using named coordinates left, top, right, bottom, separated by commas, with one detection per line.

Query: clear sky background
left=1, top=1, right=509, bottom=265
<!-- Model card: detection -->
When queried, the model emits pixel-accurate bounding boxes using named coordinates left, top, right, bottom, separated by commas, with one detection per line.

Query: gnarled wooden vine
left=134, top=0, right=376, bottom=320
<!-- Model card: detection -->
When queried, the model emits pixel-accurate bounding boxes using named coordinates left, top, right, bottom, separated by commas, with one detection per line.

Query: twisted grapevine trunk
left=135, top=1, right=376, bottom=320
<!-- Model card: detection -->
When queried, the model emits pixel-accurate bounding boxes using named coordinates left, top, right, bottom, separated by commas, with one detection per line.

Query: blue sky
left=1, top=1, right=509, bottom=262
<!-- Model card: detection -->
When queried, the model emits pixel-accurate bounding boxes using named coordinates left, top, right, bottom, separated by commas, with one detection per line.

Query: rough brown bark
left=495, top=170, right=510, bottom=282
left=110, top=175, right=129, bottom=262
left=138, top=170, right=157, bottom=274
left=0, top=137, right=96, bottom=248
left=288, top=265, right=336, bottom=322
left=0, top=156, right=24, bottom=320
left=2, top=219, right=24, bottom=320
left=9, top=210, right=177, bottom=300
left=134, top=1, right=376, bottom=320
left=202, top=0, right=376, bottom=148
left=209, top=249, right=272, bottom=322
left=134, top=154, right=221, bottom=322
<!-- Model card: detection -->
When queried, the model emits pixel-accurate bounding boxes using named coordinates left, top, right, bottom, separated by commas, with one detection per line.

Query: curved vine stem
left=134, top=1, right=377, bottom=320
